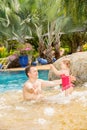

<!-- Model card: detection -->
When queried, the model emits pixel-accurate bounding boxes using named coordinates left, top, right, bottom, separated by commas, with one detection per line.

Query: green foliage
left=83, top=43, right=87, bottom=51
left=63, top=0, right=87, bottom=28
left=0, top=46, right=9, bottom=58
left=0, top=0, right=87, bottom=59
left=15, top=43, right=34, bottom=56
left=64, top=47, right=70, bottom=54
left=33, top=50, right=39, bottom=59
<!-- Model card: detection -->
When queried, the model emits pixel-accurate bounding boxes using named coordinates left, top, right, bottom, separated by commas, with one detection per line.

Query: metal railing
left=0, top=58, right=10, bottom=71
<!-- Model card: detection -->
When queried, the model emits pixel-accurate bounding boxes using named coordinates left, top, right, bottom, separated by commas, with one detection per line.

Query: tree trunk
left=44, top=45, right=54, bottom=63
left=53, top=41, right=60, bottom=59
left=38, top=41, right=46, bottom=58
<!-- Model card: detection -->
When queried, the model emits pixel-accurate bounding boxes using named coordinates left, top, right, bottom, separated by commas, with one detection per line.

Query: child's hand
left=70, top=75, right=76, bottom=82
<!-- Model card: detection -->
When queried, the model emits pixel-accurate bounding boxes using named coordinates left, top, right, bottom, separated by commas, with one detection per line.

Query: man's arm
left=40, top=79, right=62, bottom=87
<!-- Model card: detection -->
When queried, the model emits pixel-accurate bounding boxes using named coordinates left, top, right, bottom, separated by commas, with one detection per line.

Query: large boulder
left=48, top=52, right=87, bottom=85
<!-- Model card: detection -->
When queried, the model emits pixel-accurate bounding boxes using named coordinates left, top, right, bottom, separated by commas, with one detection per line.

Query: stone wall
left=48, top=52, right=87, bottom=85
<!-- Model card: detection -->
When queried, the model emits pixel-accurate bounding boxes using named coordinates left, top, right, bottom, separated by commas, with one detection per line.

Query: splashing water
left=0, top=87, right=87, bottom=130
left=0, top=71, right=87, bottom=130
left=44, top=107, right=55, bottom=116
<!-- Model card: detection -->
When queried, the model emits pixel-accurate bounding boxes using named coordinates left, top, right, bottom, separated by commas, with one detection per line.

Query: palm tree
left=61, top=0, right=87, bottom=53
left=0, top=0, right=87, bottom=59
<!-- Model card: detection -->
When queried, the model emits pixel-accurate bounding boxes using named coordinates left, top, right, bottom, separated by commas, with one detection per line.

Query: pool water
left=0, top=70, right=87, bottom=130
left=0, top=70, right=49, bottom=92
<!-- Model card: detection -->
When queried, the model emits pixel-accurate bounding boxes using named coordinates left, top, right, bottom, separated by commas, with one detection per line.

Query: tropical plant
left=0, top=0, right=87, bottom=62
left=15, top=43, right=34, bottom=56
left=0, top=46, right=9, bottom=58
left=83, top=42, right=87, bottom=51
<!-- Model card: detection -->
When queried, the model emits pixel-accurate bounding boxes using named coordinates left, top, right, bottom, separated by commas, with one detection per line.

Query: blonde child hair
left=62, top=59, right=71, bottom=68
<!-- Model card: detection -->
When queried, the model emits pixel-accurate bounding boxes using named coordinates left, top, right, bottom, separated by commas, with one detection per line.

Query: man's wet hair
left=25, top=65, right=35, bottom=77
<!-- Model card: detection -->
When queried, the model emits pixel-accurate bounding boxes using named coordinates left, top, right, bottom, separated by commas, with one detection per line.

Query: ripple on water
left=34, top=118, right=47, bottom=125
left=15, top=106, right=27, bottom=112
left=45, top=90, right=87, bottom=106
left=44, top=107, right=54, bottom=116
left=0, top=88, right=87, bottom=130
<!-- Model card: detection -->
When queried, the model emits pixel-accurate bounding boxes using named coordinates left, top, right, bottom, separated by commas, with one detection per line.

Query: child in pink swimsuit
left=50, top=59, right=76, bottom=96
left=61, top=74, right=74, bottom=91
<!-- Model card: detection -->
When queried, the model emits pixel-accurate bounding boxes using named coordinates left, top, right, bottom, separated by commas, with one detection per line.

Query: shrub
left=0, top=46, right=9, bottom=58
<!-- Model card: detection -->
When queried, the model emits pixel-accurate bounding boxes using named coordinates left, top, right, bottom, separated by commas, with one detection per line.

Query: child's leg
left=69, top=87, right=73, bottom=94
left=65, top=87, right=73, bottom=96
left=65, top=89, right=70, bottom=96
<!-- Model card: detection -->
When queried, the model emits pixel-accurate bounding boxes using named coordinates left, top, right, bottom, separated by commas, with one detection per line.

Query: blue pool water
left=0, top=70, right=49, bottom=93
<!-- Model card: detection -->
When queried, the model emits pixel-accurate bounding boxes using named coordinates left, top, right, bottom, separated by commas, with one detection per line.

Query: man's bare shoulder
left=23, top=80, right=31, bottom=88
left=24, top=80, right=29, bottom=85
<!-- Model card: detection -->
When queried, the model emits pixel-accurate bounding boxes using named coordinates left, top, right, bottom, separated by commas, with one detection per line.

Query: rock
left=48, top=52, right=87, bottom=85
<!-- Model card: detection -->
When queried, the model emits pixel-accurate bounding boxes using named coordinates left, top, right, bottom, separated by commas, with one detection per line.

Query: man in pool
left=23, top=65, right=62, bottom=101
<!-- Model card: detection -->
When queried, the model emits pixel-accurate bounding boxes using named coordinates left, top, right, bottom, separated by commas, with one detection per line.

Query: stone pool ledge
left=2, top=64, right=50, bottom=71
